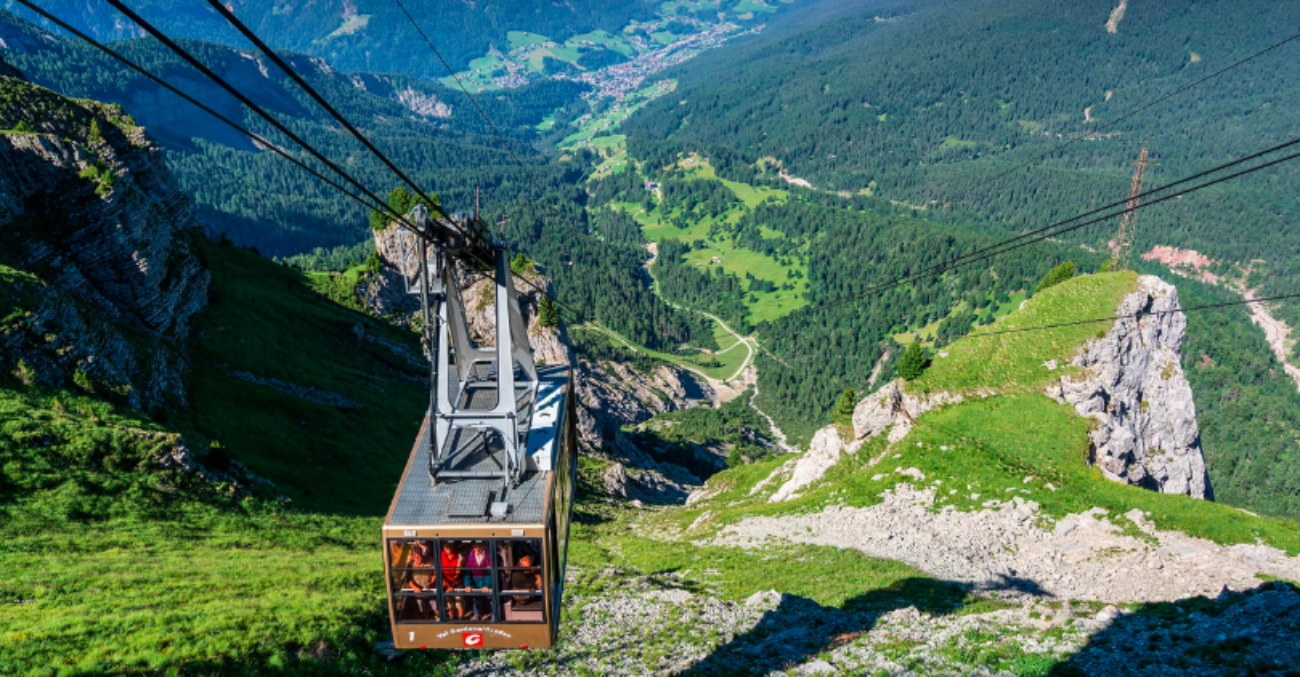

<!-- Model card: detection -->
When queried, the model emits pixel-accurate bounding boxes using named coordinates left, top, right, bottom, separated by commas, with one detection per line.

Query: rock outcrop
left=0, top=61, right=210, bottom=410
left=768, top=427, right=853, bottom=502
left=1044, top=275, right=1211, bottom=498
left=852, top=380, right=983, bottom=443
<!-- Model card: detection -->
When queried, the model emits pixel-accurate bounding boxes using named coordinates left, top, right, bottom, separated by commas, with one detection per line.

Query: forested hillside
left=0, top=9, right=574, bottom=255
left=0, top=10, right=713, bottom=352
left=625, top=0, right=1300, bottom=322
left=600, top=0, right=1300, bottom=520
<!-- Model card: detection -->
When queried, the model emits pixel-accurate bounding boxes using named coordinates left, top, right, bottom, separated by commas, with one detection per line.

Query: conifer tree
left=538, top=295, right=560, bottom=328
left=898, top=343, right=929, bottom=381
left=833, top=387, right=857, bottom=425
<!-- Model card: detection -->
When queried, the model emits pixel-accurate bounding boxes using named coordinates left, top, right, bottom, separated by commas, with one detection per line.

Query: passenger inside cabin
left=464, top=541, right=492, bottom=621
left=466, top=542, right=491, bottom=592
left=410, top=540, right=433, bottom=568
left=511, top=555, right=542, bottom=592
left=441, top=541, right=466, bottom=619
left=507, top=554, right=544, bottom=614
left=411, top=542, right=434, bottom=582
left=400, top=573, right=437, bottom=620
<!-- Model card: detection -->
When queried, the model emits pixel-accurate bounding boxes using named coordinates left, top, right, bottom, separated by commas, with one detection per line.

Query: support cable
left=12, top=0, right=393, bottom=224
left=809, top=137, right=1300, bottom=312
left=100, top=0, right=452, bottom=242
left=390, top=0, right=531, bottom=173
left=204, top=0, right=461, bottom=232
left=954, top=30, right=1300, bottom=201
left=818, top=136, right=1300, bottom=312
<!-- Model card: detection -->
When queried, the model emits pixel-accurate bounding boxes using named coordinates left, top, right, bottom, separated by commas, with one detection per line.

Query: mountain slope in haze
left=0, top=8, right=579, bottom=256
left=0, top=10, right=718, bottom=357
left=10, top=0, right=660, bottom=79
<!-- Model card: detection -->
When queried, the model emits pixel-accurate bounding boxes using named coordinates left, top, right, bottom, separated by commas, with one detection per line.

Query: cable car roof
left=386, top=365, right=570, bottom=526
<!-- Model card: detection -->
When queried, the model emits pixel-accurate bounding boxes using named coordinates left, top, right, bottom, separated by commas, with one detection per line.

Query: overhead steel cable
left=99, top=0, right=448, bottom=241
left=203, top=0, right=461, bottom=234
left=389, top=0, right=531, bottom=173
left=807, top=136, right=1300, bottom=312
left=873, top=137, right=1300, bottom=297
left=952, top=29, right=1300, bottom=202
left=811, top=134, right=1300, bottom=309
left=11, top=0, right=396, bottom=224
left=952, top=293, right=1300, bottom=343
left=33, top=1, right=594, bottom=333
left=202, top=0, right=595, bottom=323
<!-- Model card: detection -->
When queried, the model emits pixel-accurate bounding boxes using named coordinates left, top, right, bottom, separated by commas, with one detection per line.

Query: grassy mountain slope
left=535, top=272, right=1300, bottom=675
left=0, top=240, right=458, bottom=674
left=674, top=273, right=1300, bottom=552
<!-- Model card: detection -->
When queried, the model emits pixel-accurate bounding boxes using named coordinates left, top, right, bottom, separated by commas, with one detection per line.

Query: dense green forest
left=625, top=0, right=1300, bottom=324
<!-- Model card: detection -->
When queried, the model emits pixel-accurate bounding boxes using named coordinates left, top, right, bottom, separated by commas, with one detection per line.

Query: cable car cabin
left=382, top=368, right=575, bottom=650
left=381, top=210, right=577, bottom=650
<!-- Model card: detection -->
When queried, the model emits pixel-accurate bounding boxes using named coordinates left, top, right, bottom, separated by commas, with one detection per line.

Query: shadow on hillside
left=1046, top=581, right=1300, bottom=677
left=673, top=576, right=985, bottom=676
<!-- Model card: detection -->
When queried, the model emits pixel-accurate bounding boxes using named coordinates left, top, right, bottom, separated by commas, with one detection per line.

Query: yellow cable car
left=382, top=208, right=577, bottom=650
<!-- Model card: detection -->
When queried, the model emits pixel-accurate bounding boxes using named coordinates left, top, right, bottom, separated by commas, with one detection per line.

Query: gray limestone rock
left=1045, top=275, right=1211, bottom=498
left=0, top=69, right=209, bottom=410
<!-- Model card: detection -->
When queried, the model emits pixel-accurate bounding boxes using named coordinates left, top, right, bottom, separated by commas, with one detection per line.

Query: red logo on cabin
left=463, top=633, right=483, bottom=647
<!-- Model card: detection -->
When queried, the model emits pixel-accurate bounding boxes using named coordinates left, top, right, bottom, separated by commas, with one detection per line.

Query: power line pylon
left=1111, top=147, right=1157, bottom=270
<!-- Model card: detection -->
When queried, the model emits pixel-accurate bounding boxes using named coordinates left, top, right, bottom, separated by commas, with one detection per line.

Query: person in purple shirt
left=465, top=541, right=492, bottom=621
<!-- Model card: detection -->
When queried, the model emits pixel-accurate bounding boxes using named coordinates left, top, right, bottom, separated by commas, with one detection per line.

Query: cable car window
left=388, top=539, right=439, bottom=623
left=436, top=537, right=491, bottom=623
left=439, top=539, right=496, bottom=622
left=497, top=539, right=544, bottom=623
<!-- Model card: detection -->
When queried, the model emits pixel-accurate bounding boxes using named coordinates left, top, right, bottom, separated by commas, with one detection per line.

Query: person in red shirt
left=441, top=541, right=466, bottom=620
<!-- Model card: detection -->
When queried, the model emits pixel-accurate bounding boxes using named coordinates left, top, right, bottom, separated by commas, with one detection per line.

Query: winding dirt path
left=597, top=241, right=799, bottom=450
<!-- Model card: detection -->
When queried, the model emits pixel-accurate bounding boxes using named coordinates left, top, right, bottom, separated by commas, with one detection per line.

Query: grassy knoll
left=731, top=0, right=776, bottom=15
left=666, top=271, right=1300, bottom=557
left=0, top=240, right=446, bottom=674
left=909, top=272, right=1138, bottom=394
left=569, top=30, right=634, bottom=56
left=665, top=393, right=1300, bottom=557
left=622, top=188, right=808, bottom=323
left=507, top=31, right=552, bottom=50
left=590, top=148, right=629, bottom=178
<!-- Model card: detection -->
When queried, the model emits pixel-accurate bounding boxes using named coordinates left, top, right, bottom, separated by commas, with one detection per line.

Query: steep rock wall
left=1045, top=275, right=1211, bottom=498
left=0, top=62, right=209, bottom=409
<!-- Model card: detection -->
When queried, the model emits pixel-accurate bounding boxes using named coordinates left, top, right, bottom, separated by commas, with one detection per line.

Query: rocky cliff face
left=769, top=274, right=1210, bottom=502
left=1045, top=275, right=1211, bottom=498
left=0, top=61, right=210, bottom=410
